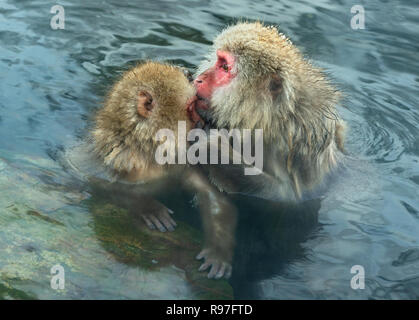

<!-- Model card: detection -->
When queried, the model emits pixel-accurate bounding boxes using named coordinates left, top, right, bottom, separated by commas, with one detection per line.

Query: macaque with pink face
left=191, top=22, right=346, bottom=199
left=188, top=22, right=346, bottom=275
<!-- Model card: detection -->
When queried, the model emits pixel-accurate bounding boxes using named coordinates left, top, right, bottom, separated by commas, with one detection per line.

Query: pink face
left=193, top=50, right=236, bottom=107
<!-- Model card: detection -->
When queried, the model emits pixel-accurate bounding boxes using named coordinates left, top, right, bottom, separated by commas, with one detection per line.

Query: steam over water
left=0, top=0, right=418, bottom=299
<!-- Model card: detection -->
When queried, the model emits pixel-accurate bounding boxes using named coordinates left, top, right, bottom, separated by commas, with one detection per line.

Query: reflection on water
left=0, top=0, right=418, bottom=299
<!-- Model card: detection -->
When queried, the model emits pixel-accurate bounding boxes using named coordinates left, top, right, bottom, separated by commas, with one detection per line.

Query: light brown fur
left=92, top=62, right=195, bottom=182
left=90, top=61, right=236, bottom=279
left=197, top=22, right=346, bottom=199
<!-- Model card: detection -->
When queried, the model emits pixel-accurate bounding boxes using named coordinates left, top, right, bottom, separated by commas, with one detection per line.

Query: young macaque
left=90, top=61, right=236, bottom=279
left=191, top=22, right=346, bottom=201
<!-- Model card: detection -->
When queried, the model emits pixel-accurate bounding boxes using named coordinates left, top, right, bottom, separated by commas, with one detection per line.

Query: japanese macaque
left=191, top=22, right=346, bottom=201
left=89, top=61, right=236, bottom=279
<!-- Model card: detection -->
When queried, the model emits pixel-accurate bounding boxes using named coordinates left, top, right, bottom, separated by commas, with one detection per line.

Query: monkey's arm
left=183, top=167, right=237, bottom=279
left=194, top=132, right=298, bottom=202
left=205, top=163, right=298, bottom=202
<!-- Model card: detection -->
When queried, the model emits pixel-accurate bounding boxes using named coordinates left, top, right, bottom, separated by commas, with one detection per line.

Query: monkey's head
left=194, top=22, right=301, bottom=128
left=92, top=62, right=196, bottom=173
left=193, top=22, right=339, bottom=138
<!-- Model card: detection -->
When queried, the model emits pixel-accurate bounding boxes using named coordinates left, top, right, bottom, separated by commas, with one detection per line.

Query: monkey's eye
left=182, top=68, right=193, bottom=82
left=221, top=63, right=229, bottom=72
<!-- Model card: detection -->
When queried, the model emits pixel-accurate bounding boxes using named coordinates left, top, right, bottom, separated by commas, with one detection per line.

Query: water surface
left=0, top=0, right=418, bottom=299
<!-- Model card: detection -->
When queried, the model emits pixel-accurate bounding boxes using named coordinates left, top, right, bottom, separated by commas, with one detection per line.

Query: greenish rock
left=89, top=199, right=233, bottom=299
left=0, top=282, right=37, bottom=300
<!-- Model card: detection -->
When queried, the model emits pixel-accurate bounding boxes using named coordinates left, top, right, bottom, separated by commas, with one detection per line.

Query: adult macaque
left=191, top=22, right=346, bottom=201
left=87, top=62, right=236, bottom=278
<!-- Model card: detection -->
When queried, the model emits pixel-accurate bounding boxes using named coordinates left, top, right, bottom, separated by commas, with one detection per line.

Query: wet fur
left=197, top=22, right=346, bottom=199
left=92, top=62, right=195, bottom=181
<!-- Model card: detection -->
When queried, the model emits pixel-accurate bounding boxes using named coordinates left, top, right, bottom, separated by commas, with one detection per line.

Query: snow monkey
left=185, top=22, right=346, bottom=273
left=91, top=61, right=236, bottom=279
left=192, top=21, right=346, bottom=201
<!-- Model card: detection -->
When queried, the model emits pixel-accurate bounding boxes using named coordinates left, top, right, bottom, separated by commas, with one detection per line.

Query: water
left=0, top=0, right=418, bottom=299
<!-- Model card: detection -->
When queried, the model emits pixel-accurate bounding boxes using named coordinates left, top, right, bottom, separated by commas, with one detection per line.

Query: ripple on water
left=0, top=0, right=418, bottom=299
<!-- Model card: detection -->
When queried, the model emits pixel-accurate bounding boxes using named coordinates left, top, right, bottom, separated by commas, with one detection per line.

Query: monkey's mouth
left=187, top=95, right=212, bottom=128
left=187, top=95, right=204, bottom=127
left=195, top=95, right=216, bottom=128
left=195, top=95, right=210, bottom=111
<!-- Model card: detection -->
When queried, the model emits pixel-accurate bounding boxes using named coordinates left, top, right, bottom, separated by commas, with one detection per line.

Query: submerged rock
left=0, top=154, right=233, bottom=299
left=88, top=199, right=233, bottom=299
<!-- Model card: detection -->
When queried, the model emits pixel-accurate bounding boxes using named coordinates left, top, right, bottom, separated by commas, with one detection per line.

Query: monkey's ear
left=137, top=90, right=154, bottom=118
left=269, top=74, right=282, bottom=99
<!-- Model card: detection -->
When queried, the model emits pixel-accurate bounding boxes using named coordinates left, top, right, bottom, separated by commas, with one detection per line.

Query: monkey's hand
left=183, top=167, right=237, bottom=279
left=196, top=247, right=233, bottom=279
left=88, top=178, right=177, bottom=232
left=131, top=196, right=176, bottom=232
left=137, top=198, right=177, bottom=232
